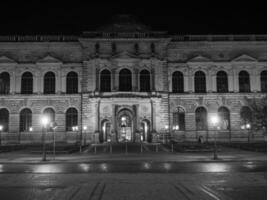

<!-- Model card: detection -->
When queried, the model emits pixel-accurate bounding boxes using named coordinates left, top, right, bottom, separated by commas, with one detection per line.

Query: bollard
left=140, top=143, right=143, bottom=153
left=171, top=143, right=174, bottom=153
left=110, top=144, right=112, bottom=154
left=94, top=145, right=96, bottom=154
left=156, top=144, right=158, bottom=152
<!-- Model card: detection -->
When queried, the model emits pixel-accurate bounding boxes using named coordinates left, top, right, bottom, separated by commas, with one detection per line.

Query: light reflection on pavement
left=0, top=161, right=265, bottom=174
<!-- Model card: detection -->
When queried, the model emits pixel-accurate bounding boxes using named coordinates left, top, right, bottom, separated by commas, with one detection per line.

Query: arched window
left=21, top=72, right=33, bottom=94
left=95, top=43, right=100, bottom=55
left=151, top=43, right=155, bottom=54
left=216, top=71, right=228, bottom=93
left=112, top=42, right=116, bottom=54
left=66, top=108, right=78, bottom=131
left=119, top=68, right=132, bottom=91
left=195, top=107, right=207, bottom=130
left=240, top=106, right=252, bottom=127
left=239, top=71, right=250, bottom=92
left=140, top=69, right=151, bottom=92
left=194, top=71, right=206, bottom=93
left=43, top=108, right=55, bottom=131
left=100, top=70, right=111, bottom=92
left=20, top=108, right=32, bottom=132
left=0, top=108, right=9, bottom=132
left=173, top=107, right=185, bottom=130
left=172, top=71, right=184, bottom=93
left=66, top=71, right=78, bottom=94
left=261, top=70, right=267, bottom=92
left=218, top=107, right=230, bottom=130
left=0, top=72, right=10, bottom=94
left=44, top=72, right=55, bottom=94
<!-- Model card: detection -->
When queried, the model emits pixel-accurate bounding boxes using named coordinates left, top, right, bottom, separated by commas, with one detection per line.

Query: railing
left=0, top=35, right=78, bottom=42
left=172, top=35, right=267, bottom=41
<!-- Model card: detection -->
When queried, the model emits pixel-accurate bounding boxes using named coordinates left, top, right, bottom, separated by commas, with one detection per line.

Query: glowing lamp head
left=165, top=125, right=169, bottom=130
left=0, top=125, right=3, bottom=131
left=41, top=116, right=50, bottom=127
left=29, top=127, right=33, bottom=132
left=83, top=126, right=87, bottom=131
left=246, top=124, right=251, bottom=129
left=210, top=114, right=219, bottom=126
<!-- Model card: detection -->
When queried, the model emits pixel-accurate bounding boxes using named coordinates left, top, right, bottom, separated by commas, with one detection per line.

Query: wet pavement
left=0, top=160, right=266, bottom=173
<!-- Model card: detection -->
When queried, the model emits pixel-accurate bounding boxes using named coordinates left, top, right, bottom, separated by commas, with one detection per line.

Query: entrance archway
left=100, top=119, right=111, bottom=143
left=141, top=119, right=151, bottom=142
left=117, top=109, right=133, bottom=142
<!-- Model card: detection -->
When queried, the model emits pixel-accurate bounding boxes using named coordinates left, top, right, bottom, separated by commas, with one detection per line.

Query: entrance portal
left=117, top=109, right=134, bottom=142
left=141, top=119, right=151, bottom=142
left=100, top=119, right=111, bottom=143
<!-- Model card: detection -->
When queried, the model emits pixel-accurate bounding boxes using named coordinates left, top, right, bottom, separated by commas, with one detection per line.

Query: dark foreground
left=0, top=161, right=267, bottom=199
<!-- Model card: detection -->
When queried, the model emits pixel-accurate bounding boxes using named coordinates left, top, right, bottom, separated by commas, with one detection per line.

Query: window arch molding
left=118, top=68, right=132, bottom=91
left=0, top=71, right=10, bottom=94
left=172, top=70, right=184, bottom=93
left=216, top=70, right=228, bottom=93
left=43, top=71, right=56, bottom=94
left=65, top=107, right=78, bottom=131
left=139, top=69, right=151, bottom=92
left=194, top=70, right=206, bottom=93
left=238, top=70, right=251, bottom=92
left=66, top=71, right=78, bottom=94
left=100, top=68, right=111, bottom=92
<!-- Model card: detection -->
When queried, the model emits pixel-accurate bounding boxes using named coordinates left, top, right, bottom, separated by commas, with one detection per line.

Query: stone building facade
left=0, top=16, right=267, bottom=144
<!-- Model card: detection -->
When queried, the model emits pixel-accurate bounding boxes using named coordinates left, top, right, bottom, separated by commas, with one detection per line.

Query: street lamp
left=164, top=125, right=169, bottom=144
left=72, top=126, right=80, bottom=152
left=41, top=116, right=50, bottom=161
left=241, top=123, right=251, bottom=143
left=50, top=122, right=57, bottom=160
left=83, top=126, right=87, bottom=146
left=0, top=125, right=3, bottom=146
left=210, top=114, right=220, bottom=160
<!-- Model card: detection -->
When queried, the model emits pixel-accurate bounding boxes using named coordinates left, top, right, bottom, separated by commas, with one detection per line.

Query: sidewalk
left=0, top=147, right=266, bottom=163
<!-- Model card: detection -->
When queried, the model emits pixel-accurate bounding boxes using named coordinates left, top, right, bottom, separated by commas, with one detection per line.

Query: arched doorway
left=141, top=119, right=151, bottom=142
left=100, top=119, right=111, bottom=143
left=117, top=109, right=133, bottom=142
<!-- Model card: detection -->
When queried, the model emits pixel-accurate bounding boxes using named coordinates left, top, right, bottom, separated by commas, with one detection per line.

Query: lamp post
left=0, top=125, right=3, bottom=147
left=50, top=122, right=57, bottom=160
left=241, top=123, right=251, bottom=143
left=72, top=126, right=79, bottom=151
left=210, top=114, right=220, bottom=160
left=164, top=125, right=169, bottom=144
left=83, top=126, right=87, bottom=146
left=41, top=116, right=50, bottom=161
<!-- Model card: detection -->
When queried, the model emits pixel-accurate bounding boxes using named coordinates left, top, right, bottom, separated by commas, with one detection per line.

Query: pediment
left=0, top=55, right=16, bottom=63
left=112, top=51, right=138, bottom=59
left=188, top=55, right=211, bottom=62
left=37, top=55, right=62, bottom=63
left=232, top=54, right=257, bottom=62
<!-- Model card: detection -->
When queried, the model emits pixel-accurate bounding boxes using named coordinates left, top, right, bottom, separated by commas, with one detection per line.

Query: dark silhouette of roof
left=97, top=14, right=151, bottom=32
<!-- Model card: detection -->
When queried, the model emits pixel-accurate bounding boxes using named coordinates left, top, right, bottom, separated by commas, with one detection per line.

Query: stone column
left=95, top=68, right=100, bottom=91
left=10, top=71, right=16, bottom=94
left=228, top=74, right=234, bottom=92
left=61, top=75, right=66, bottom=93
left=207, top=71, right=212, bottom=92
left=212, top=74, right=217, bottom=92
left=134, top=68, right=139, bottom=91
left=111, top=68, right=116, bottom=91
left=151, top=68, right=155, bottom=91
left=233, top=70, right=239, bottom=92
left=188, top=71, right=194, bottom=93
left=56, top=71, right=61, bottom=94
left=15, top=75, right=21, bottom=94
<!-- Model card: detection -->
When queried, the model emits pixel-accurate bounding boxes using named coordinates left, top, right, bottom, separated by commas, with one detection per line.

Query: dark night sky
left=1, top=0, right=266, bottom=35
